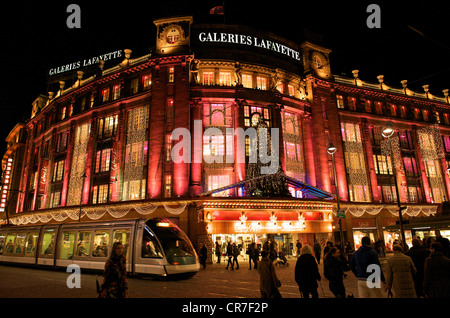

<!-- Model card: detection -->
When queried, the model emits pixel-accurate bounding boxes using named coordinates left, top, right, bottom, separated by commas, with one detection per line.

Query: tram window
left=113, top=229, right=130, bottom=260
left=14, top=233, right=26, bottom=254
left=60, top=232, right=75, bottom=260
left=40, top=230, right=56, bottom=256
left=25, top=232, right=38, bottom=257
left=76, top=231, right=91, bottom=257
left=92, top=231, right=109, bottom=257
left=141, top=226, right=163, bottom=258
left=4, top=233, right=16, bottom=254
left=0, top=232, right=5, bottom=255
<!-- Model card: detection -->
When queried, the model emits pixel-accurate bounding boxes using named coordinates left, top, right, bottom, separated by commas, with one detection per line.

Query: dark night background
left=0, top=0, right=449, bottom=161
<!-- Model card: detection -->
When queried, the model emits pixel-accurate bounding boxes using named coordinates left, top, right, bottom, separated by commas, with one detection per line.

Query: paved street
left=0, top=256, right=389, bottom=298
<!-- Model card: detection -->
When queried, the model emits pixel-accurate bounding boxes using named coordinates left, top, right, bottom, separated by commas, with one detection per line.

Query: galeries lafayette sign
left=198, top=32, right=301, bottom=62
left=48, top=49, right=123, bottom=76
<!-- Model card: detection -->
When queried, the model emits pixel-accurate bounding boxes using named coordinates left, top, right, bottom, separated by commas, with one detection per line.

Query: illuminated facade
left=3, top=15, right=450, bottom=258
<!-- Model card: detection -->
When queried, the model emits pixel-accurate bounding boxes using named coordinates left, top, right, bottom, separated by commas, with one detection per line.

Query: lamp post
left=382, top=121, right=408, bottom=249
left=327, top=142, right=344, bottom=247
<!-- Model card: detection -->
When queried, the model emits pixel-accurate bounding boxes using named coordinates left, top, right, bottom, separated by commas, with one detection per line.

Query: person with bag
left=98, top=241, right=128, bottom=298
left=258, top=250, right=282, bottom=298
left=295, top=244, right=321, bottom=298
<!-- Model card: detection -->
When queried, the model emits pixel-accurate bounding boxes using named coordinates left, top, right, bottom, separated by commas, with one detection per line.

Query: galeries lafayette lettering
left=198, top=32, right=301, bottom=61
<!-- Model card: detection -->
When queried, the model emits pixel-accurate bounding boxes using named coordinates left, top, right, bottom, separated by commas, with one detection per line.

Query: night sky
left=1, top=0, right=449, bottom=160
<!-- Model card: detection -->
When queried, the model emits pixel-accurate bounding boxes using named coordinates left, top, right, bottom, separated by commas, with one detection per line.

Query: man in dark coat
left=405, top=238, right=430, bottom=297
left=295, top=245, right=321, bottom=298
left=423, top=242, right=450, bottom=298
left=199, top=243, right=207, bottom=269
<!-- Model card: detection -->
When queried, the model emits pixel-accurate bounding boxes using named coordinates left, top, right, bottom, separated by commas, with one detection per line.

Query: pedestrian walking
left=296, top=240, right=302, bottom=257
left=258, top=250, right=282, bottom=298
left=385, top=245, right=417, bottom=298
left=253, top=243, right=260, bottom=269
left=324, top=247, right=346, bottom=298
left=349, top=236, right=386, bottom=298
left=215, top=241, right=221, bottom=263
left=313, top=239, right=321, bottom=264
left=435, top=230, right=450, bottom=257
left=405, top=238, right=430, bottom=297
left=423, top=242, right=450, bottom=298
left=199, top=243, right=207, bottom=269
left=295, top=244, right=321, bottom=298
left=232, top=242, right=240, bottom=270
left=99, top=241, right=128, bottom=298
left=225, top=241, right=234, bottom=270
left=247, top=242, right=256, bottom=269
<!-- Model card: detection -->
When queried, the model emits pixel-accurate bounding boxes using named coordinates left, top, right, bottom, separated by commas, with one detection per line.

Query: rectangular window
left=347, top=96, right=357, bottom=110
left=102, top=87, right=110, bottom=103
left=288, top=85, right=295, bottom=97
left=59, top=232, right=75, bottom=260
left=166, top=99, right=174, bottom=124
left=203, top=72, right=214, bottom=85
left=95, top=148, right=111, bottom=173
left=423, top=110, right=429, bottom=121
left=390, top=104, right=397, bottom=117
left=52, top=160, right=65, bottom=182
left=256, top=76, right=267, bottom=90
left=208, top=175, right=230, bottom=197
left=219, top=72, right=232, bottom=86
left=164, top=175, right=172, bottom=198
left=93, top=231, right=109, bottom=257
left=168, top=67, right=174, bottom=83
left=98, top=115, right=118, bottom=139
left=40, top=230, right=56, bottom=256
left=336, top=95, right=344, bottom=109
left=142, top=74, right=152, bottom=90
left=365, top=100, right=372, bottom=113
left=130, top=78, right=139, bottom=94
left=242, top=74, right=252, bottom=88
left=112, top=84, right=120, bottom=100
left=76, top=231, right=91, bottom=257
left=92, top=184, right=109, bottom=204
left=400, top=106, right=407, bottom=118
left=165, top=135, right=172, bottom=162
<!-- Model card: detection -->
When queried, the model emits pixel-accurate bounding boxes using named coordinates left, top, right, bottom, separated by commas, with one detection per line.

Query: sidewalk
left=202, top=254, right=390, bottom=298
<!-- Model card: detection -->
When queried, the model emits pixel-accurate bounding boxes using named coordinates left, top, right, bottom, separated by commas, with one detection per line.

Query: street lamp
left=327, top=142, right=344, bottom=247
left=382, top=121, right=408, bottom=249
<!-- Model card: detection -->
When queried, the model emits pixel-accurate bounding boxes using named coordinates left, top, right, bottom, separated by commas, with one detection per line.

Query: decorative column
left=190, top=98, right=203, bottom=196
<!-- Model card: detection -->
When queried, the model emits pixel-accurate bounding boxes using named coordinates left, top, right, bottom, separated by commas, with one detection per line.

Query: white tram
left=0, top=218, right=200, bottom=276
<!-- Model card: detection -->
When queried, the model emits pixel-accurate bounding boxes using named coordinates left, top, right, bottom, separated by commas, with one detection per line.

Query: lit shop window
left=52, top=160, right=65, bottom=182
left=123, top=179, right=146, bottom=201
left=207, top=175, right=230, bottom=197
left=168, top=67, right=175, bottom=83
left=375, top=102, right=383, bottom=114
left=97, top=115, right=118, bottom=139
left=95, top=149, right=111, bottom=173
left=244, top=106, right=270, bottom=127
left=242, top=74, right=252, bottom=88
left=373, top=155, right=393, bottom=175
left=288, top=85, right=295, bottom=97
left=340, top=122, right=362, bottom=143
left=256, top=76, right=267, bottom=90
left=219, top=72, right=232, bottom=86
left=336, top=95, right=344, bottom=109
left=203, top=103, right=232, bottom=127
left=347, top=97, right=357, bottom=110
left=92, top=184, right=109, bottom=204
left=203, top=72, right=214, bottom=85
left=142, top=74, right=152, bottom=90
left=102, top=87, right=110, bottom=103
left=164, top=175, right=172, bottom=198
left=112, top=84, right=120, bottom=101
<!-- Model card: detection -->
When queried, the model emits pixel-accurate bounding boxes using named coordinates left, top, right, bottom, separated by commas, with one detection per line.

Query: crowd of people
left=199, top=231, right=450, bottom=299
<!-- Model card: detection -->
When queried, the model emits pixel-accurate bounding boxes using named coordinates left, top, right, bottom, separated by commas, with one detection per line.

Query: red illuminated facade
left=3, top=15, right=450, bottom=257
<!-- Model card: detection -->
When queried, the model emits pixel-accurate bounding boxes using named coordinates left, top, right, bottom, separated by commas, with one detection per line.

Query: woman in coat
left=385, top=245, right=417, bottom=298
left=324, top=247, right=346, bottom=298
left=295, top=245, right=321, bottom=298
left=258, top=250, right=282, bottom=298
left=99, top=242, right=128, bottom=298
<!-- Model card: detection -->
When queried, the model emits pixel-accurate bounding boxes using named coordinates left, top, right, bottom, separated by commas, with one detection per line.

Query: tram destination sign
left=198, top=31, right=301, bottom=62
left=48, top=49, right=123, bottom=76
